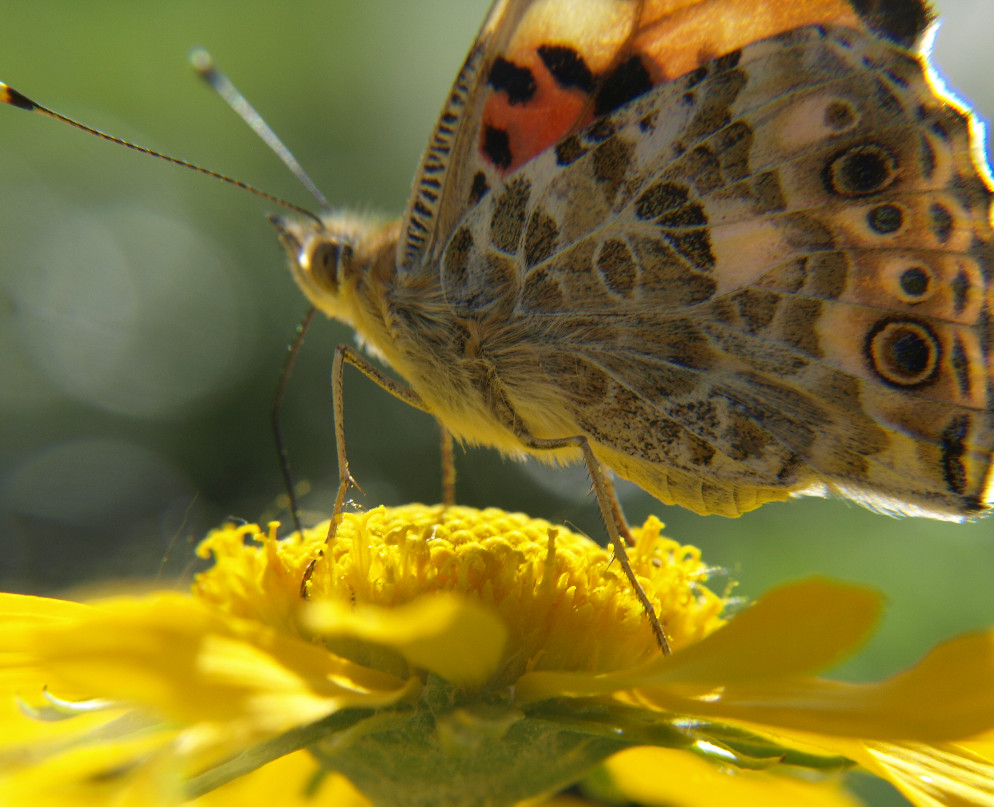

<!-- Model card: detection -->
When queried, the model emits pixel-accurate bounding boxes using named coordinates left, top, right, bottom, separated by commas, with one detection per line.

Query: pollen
left=195, top=505, right=726, bottom=684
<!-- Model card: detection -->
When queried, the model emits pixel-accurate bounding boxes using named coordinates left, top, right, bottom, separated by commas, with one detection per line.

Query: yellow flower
left=0, top=504, right=993, bottom=806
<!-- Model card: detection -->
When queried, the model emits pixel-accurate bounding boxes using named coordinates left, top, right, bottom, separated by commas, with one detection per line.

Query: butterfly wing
left=428, top=2, right=994, bottom=518
left=399, top=0, right=875, bottom=267
left=399, top=0, right=520, bottom=265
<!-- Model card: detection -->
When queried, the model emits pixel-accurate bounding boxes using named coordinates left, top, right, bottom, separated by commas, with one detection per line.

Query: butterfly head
left=269, top=212, right=354, bottom=314
left=268, top=212, right=400, bottom=325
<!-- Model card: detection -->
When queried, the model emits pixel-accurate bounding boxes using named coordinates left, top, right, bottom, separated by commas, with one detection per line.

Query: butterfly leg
left=511, top=429, right=671, bottom=655
left=596, top=465, right=635, bottom=547
left=271, top=307, right=316, bottom=537
left=329, top=344, right=432, bottom=535
left=301, top=344, right=433, bottom=597
left=439, top=423, right=457, bottom=507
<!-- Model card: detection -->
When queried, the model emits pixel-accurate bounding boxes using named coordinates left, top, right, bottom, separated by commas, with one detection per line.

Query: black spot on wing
left=714, top=49, right=742, bottom=71
left=868, top=203, right=904, bottom=234
left=488, top=57, right=537, bottom=105
left=482, top=125, right=513, bottom=170
left=929, top=202, right=953, bottom=245
left=555, top=135, right=588, bottom=167
left=951, top=268, right=970, bottom=315
left=899, top=266, right=930, bottom=297
left=635, top=182, right=691, bottom=220
left=445, top=227, right=474, bottom=289
left=537, top=45, right=595, bottom=93
left=685, top=66, right=708, bottom=88
left=594, top=55, right=653, bottom=117
left=940, top=414, right=970, bottom=495
left=850, top=0, right=932, bottom=48
left=951, top=335, right=972, bottom=398
left=823, top=143, right=897, bottom=197
left=468, top=171, right=490, bottom=206
left=865, top=317, right=940, bottom=388
left=587, top=117, right=616, bottom=143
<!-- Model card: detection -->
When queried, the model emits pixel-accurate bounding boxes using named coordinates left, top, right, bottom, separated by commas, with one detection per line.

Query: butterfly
left=270, top=0, right=994, bottom=536
left=2, top=0, right=989, bottom=651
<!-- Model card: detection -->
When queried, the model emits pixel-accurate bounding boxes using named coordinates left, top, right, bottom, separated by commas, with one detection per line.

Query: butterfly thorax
left=272, top=211, right=576, bottom=458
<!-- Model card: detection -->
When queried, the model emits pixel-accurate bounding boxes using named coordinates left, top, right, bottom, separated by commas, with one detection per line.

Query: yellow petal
left=0, top=594, right=92, bottom=691
left=0, top=734, right=182, bottom=807
left=600, top=747, right=862, bottom=807
left=515, top=579, right=880, bottom=703
left=0, top=593, right=90, bottom=623
left=306, top=593, right=508, bottom=687
left=645, top=579, right=882, bottom=685
left=190, top=751, right=371, bottom=806
left=0, top=692, right=131, bottom=750
left=854, top=741, right=994, bottom=807
left=0, top=592, right=412, bottom=734
left=634, top=630, right=994, bottom=741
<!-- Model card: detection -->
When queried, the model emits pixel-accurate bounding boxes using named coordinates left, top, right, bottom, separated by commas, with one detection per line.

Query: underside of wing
left=399, top=0, right=909, bottom=269
left=435, top=15, right=994, bottom=518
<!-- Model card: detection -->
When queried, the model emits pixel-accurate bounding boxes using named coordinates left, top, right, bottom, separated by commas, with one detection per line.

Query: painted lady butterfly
left=2, top=1, right=991, bottom=645
left=271, top=0, right=994, bottom=536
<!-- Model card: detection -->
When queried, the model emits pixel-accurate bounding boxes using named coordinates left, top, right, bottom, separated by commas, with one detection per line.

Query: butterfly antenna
left=0, top=79, right=323, bottom=225
left=190, top=49, right=333, bottom=212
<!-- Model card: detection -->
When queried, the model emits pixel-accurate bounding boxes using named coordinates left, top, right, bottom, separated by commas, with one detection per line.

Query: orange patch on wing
left=481, top=50, right=592, bottom=175
left=479, top=0, right=867, bottom=175
left=635, top=0, right=864, bottom=79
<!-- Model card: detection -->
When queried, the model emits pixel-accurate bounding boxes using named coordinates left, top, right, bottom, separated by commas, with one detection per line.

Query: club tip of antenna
left=188, top=48, right=214, bottom=76
left=0, top=81, right=37, bottom=112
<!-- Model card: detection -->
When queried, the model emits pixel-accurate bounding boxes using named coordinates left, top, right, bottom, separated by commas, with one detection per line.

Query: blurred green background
left=1, top=2, right=993, bottom=803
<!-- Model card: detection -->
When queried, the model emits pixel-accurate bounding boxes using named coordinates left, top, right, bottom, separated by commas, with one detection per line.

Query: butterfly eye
left=306, top=241, right=342, bottom=289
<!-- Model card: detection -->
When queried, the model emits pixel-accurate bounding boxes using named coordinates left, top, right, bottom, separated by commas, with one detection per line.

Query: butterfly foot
left=299, top=550, right=324, bottom=599
left=332, top=467, right=364, bottom=517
